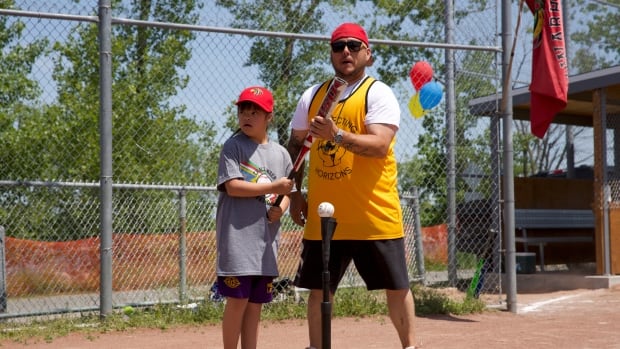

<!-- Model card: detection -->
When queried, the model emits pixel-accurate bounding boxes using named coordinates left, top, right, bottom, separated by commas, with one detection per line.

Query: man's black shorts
left=294, top=238, right=410, bottom=292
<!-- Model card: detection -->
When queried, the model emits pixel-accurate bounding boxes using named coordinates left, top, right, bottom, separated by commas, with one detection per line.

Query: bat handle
left=272, top=194, right=285, bottom=208
left=272, top=170, right=297, bottom=207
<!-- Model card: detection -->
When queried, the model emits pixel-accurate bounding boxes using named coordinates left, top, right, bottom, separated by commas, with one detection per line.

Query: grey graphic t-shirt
left=216, top=133, right=293, bottom=277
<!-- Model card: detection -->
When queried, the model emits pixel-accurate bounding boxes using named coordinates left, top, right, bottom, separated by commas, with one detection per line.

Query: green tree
left=399, top=47, right=498, bottom=226
left=52, top=0, right=218, bottom=184
left=216, top=0, right=346, bottom=144
left=571, top=0, right=620, bottom=72
left=0, top=0, right=48, bottom=179
left=367, top=1, right=499, bottom=226
left=0, top=0, right=51, bottom=239
left=51, top=0, right=219, bottom=238
left=3, top=0, right=221, bottom=239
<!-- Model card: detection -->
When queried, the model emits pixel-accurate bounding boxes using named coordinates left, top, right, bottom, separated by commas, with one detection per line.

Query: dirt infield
left=4, top=287, right=620, bottom=349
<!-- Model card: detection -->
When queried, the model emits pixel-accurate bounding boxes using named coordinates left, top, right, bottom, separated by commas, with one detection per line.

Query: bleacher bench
left=514, top=209, right=594, bottom=271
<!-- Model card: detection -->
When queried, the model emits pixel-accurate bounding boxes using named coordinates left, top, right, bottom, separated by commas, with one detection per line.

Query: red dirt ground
left=4, top=286, right=620, bottom=349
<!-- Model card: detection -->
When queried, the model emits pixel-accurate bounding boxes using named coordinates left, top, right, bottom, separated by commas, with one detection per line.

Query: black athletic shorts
left=294, top=238, right=410, bottom=292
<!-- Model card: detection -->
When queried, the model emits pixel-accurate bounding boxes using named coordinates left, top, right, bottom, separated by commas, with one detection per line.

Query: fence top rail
left=0, top=9, right=502, bottom=53
left=0, top=8, right=98, bottom=23
left=0, top=180, right=216, bottom=191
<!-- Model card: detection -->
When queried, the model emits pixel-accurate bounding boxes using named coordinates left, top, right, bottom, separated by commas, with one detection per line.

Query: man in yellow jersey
left=287, top=23, right=418, bottom=349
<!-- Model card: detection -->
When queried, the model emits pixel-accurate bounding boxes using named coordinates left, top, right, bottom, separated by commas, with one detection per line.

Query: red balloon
left=409, top=61, right=433, bottom=90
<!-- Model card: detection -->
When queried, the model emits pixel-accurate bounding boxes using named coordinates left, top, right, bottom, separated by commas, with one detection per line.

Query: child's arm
left=267, top=195, right=290, bottom=223
left=223, top=177, right=293, bottom=198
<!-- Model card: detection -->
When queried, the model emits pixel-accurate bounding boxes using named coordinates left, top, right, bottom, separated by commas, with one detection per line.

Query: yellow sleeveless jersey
left=303, top=77, right=404, bottom=241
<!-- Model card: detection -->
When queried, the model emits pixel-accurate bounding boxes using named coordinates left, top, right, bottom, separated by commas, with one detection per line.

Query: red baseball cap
left=330, top=23, right=369, bottom=46
left=236, top=86, right=274, bottom=113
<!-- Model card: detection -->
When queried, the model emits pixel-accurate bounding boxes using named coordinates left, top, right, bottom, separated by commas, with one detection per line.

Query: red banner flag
left=526, top=0, right=569, bottom=138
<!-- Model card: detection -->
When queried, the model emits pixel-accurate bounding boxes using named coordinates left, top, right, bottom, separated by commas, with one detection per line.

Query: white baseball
left=317, top=202, right=335, bottom=217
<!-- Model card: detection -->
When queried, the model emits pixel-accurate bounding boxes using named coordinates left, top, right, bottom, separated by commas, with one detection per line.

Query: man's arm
left=310, top=115, right=397, bottom=158
left=335, top=123, right=396, bottom=158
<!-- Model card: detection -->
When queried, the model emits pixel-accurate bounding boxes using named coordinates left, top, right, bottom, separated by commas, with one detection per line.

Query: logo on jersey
left=316, top=139, right=346, bottom=167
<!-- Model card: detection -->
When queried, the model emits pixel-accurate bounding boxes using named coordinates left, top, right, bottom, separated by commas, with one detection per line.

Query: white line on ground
left=519, top=293, right=582, bottom=314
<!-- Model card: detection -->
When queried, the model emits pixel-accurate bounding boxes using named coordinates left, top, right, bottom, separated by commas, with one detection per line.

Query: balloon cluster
left=408, top=61, right=443, bottom=118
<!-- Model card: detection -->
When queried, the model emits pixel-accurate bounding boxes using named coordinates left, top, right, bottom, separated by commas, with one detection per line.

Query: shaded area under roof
left=469, top=65, right=620, bottom=126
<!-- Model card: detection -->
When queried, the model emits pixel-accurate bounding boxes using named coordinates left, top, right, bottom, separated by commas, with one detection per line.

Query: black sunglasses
left=331, top=40, right=364, bottom=53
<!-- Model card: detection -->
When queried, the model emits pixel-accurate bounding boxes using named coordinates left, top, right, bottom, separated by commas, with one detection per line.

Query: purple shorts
left=217, top=275, right=274, bottom=304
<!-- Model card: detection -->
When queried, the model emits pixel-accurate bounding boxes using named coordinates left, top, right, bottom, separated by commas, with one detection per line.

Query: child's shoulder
left=223, top=132, right=247, bottom=145
left=268, top=139, right=288, bottom=150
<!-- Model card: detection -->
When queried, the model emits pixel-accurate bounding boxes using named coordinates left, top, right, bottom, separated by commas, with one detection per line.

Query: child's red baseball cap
left=236, top=86, right=274, bottom=113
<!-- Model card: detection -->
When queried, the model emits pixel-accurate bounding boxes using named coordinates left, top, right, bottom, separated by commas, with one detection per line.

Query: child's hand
left=267, top=205, right=284, bottom=223
left=272, top=177, right=294, bottom=195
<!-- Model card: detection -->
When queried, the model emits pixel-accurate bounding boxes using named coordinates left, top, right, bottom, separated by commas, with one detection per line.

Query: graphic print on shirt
left=316, top=139, right=346, bottom=167
left=240, top=160, right=277, bottom=205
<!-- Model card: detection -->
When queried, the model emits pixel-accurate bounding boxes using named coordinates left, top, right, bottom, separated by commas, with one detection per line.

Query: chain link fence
left=604, top=111, right=620, bottom=275
left=3, top=0, right=603, bottom=320
left=605, top=112, right=620, bottom=203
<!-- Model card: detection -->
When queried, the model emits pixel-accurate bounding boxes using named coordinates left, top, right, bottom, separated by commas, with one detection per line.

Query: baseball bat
left=272, top=77, right=348, bottom=207
left=466, top=230, right=495, bottom=299
left=466, top=256, right=485, bottom=299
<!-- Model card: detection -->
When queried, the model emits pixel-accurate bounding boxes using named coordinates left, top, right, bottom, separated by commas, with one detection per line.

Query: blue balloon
left=419, top=81, right=443, bottom=110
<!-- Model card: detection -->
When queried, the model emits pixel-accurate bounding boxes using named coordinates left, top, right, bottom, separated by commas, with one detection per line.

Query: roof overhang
left=469, top=65, right=620, bottom=127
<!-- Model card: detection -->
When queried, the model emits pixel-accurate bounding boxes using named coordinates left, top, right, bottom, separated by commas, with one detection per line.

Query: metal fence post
left=98, top=0, right=114, bottom=318
left=444, top=0, right=459, bottom=288
left=0, top=226, right=6, bottom=313
left=178, top=190, right=188, bottom=303
left=411, top=188, right=426, bottom=282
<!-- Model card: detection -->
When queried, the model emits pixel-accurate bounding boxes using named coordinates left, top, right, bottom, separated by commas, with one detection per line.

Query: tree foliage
left=0, top=0, right=48, bottom=179
left=570, top=0, right=620, bottom=72
left=50, top=0, right=219, bottom=184
left=215, top=0, right=346, bottom=144
left=2, top=0, right=221, bottom=239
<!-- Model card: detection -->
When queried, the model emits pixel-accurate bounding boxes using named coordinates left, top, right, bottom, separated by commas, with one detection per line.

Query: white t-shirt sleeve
left=366, top=81, right=401, bottom=129
left=290, top=80, right=400, bottom=130
left=290, top=85, right=321, bottom=131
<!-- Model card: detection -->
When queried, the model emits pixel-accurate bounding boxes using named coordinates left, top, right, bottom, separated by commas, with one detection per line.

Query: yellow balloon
left=408, top=93, right=426, bottom=119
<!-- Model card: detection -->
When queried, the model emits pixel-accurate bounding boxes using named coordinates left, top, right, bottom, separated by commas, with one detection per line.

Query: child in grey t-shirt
left=215, top=86, right=294, bottom=349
